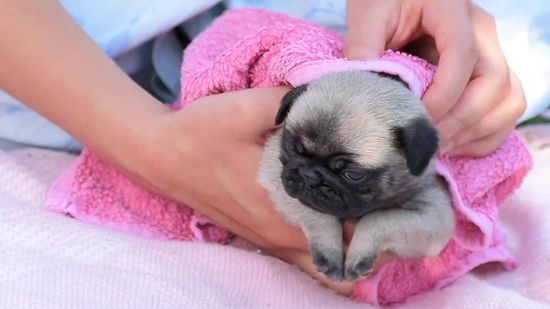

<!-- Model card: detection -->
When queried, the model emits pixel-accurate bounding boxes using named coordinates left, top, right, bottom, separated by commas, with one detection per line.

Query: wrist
left=105, top=105, right=187, bottom=196
left=82, top=95, right=174, bottom=189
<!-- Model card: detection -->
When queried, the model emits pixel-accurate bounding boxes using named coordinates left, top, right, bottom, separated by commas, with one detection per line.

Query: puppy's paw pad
left=345, top=255, right=376, bottom=281
left=312, top=248, right=343, bottom=281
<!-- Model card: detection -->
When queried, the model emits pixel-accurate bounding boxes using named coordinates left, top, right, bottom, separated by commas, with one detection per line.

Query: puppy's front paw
left=311, top=246, right=344, bottom=281
left=344, top=253, right=377, bottom=282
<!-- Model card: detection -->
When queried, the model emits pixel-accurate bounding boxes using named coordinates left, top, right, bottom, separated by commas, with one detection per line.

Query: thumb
left=205, top=86, right=291, bottom=141
left=241, top=86, right=292, bottom=137
left=344, top=0, right=396, bottom=59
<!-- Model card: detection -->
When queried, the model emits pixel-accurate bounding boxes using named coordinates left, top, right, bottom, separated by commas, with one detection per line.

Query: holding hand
left=345, top=0, right=526, bottom=156
left=139, top=87, right=363, bottom=293
left=0, top=0, right=393, bottom=295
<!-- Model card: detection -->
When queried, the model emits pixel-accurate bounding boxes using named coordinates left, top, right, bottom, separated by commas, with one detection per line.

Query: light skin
left=345, top=0, right=526, bottom=156
left=0, top=0, right=524, bottom=296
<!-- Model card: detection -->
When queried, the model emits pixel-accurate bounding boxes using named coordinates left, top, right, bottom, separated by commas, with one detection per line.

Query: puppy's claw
left=344, top=255, right=376, bottom=281
left=312, top=247, right=344, bottom=281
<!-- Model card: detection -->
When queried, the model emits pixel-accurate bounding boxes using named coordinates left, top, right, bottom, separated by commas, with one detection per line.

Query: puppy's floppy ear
left=275, top=84, right=308, bottom=125
left=393, top=118, right=439, bottom=176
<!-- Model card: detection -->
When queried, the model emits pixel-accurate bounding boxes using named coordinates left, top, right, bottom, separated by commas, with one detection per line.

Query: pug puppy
left=258, top=71, right=455, bottom=281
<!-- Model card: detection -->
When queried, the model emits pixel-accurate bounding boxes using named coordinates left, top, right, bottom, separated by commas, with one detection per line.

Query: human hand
left=0, top=0, right=390, bottom=294
left=130, top=87, right=393, bottom=295
left=344, top=0, right=526, bottom=157
left=130, top=87, right=308, bottom=251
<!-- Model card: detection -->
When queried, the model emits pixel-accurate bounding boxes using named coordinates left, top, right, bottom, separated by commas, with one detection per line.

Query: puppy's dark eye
left=295, top=140, right=305, bottom=154
left=341, top=170, right=366, bottom=182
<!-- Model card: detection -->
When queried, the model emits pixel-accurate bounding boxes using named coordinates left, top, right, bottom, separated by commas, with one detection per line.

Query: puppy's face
left=276, top=71, right=439, bottom=219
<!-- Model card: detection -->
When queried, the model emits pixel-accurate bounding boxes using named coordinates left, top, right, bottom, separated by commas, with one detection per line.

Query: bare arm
left=0, top=0, right=168, bottom=170
left=0, top=0, right=361, bottom=294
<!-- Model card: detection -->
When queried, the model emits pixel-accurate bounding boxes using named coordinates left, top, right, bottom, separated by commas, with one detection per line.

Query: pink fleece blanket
left=46, top=8, right=532, bottom=305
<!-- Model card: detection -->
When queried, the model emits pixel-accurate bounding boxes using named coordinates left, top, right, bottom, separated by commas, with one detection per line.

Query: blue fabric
left=1, top=0, right=549, bottom=150
left=0, top=0, right=220, bottom=150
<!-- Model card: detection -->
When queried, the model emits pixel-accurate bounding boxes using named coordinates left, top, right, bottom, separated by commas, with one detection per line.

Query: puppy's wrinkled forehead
left=285, top=71, right=423, bottom=167
left=286, top=109, right=343, bottom=155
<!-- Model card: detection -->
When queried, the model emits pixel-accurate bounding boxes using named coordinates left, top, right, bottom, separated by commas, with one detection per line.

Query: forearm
left=0, top=0, right=169, bottom=166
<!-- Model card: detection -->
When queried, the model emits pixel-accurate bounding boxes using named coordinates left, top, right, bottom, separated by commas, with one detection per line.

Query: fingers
left=449, top=98, right=519, bottom=149
left=343, top=219, right=357, bottom=247
left=446, top=124, right=516, bottom=157
left=436, top=62, right=509, bottom=144
left=180, top=92, right=310, bottom=252
left=187, top=197, right=273, bottom=249
left=238, top=86, right=292, bottom=136
left=373, top=251, right=397, bottom=271
left=277, top=242, right=395, bottom=295
left=447, top=71, right=526, bottom=156
left=204, top=86, right=291, bottom=142
left=435, top=4, right=509, bottom=144
left=421, top=0, right=478, bottom=123
left=344, top=0, right=398, bottom=59
left=220, top=142, right=310, bottom=251
left=280, top=250, right=355, bottom=295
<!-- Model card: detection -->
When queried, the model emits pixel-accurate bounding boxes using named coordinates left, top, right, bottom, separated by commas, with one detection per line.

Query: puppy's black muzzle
left=281, top=159, right=353, bottom=217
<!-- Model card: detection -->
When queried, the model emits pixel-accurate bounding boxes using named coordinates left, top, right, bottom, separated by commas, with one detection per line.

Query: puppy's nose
left=299, top=166, right=323, bottom=186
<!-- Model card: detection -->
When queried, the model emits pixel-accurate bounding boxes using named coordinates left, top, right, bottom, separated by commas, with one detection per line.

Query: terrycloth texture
left=285, top=51, right=434, bottom=99
left=46, top=152, right=231, bottom=243
left=1, top=126, right=549, bottom=308
left=354, top=135, right=530, bottom=304
left=45, top=8, right=532, bottom=305
left=226, top=0, right=550, bottom=122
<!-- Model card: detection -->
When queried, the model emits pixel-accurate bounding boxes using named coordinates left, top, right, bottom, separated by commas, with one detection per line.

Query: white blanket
left=1, top=126, right=549, bottom=308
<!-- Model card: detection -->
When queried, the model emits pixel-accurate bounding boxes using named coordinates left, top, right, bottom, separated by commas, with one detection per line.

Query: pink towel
left=46, top=8, right=532, bottom=305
